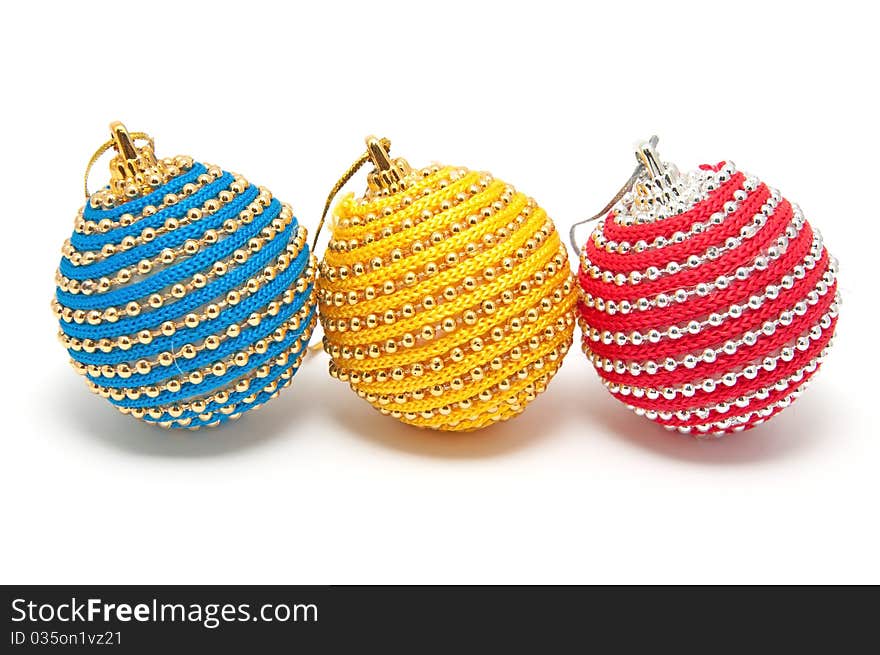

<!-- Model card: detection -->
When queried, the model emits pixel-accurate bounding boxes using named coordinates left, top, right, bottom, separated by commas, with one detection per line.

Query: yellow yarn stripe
left=347, top=308, right=574, bottom=402
left=329, top=251, right=573, bottom=374
left=386, top=335, right=570, bottom=428
left=321, top=190, right=528, bottom=293
left=321, top=220, right=563, bottom=347
left=318, top=164, right=577, bottom=431
left=334, top=167, right=471, bottom=230
left=327, top=182, right=511, bottom=273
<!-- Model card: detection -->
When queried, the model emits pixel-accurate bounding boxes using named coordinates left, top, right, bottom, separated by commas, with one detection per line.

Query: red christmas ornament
left=575, top=138, right=840, bottom=436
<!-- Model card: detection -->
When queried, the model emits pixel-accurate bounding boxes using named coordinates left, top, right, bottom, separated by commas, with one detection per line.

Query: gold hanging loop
left=82, top=125, right=154, bottom=199
left=307, top=136, right=412, bottom=361
left=310, top=150, right=372, bottom=253
left=311, top=136, right=407, bottom=253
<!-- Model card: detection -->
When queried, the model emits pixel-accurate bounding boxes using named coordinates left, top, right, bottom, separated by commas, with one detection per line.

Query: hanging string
left=568, top=135, right=658, bottom=252
left=310, top=137, right=390, bottom=253
left=306, top=138, right=390, bottom=356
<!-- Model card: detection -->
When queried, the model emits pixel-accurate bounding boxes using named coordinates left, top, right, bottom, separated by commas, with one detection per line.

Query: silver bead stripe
left=662, top=381, right=813, bottom=436
left=580, top=209, right=815, bottom=318
left=594, top=175, right=760, bottom=255
left=603, top=331, right=835, bottom=404
left=622, top=340, right=832, bottom=429
left=613, top=162, right=737, bottom=227
left=582, top=256, right=836, bottom=350
left=580, top=187, right=785, bottom=286
left=585, top=290, right=838, bottom=377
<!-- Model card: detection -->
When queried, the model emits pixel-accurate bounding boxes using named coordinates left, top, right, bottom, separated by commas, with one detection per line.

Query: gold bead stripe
left=322, top=264, right=568, bottom=362
left=54, top=219, right=305, bottom=324
left=321, top=181, right=517, bottom=285
left=91, top=323, right=314, bottom=428
left=151, top=329, right=313, bottom=419
left=330, top=169, right=489, bottom=247
left=335, top=319, right=574, bottom=415
left=72, top=311, right=300, bottom=383
left=320, top=187, right=523, bottom=291
left=154, top=371, right=297, bottom=429
left=331, top=292, right=575, bottom=395
left=113, top=314, right=315, bottom=415
left=330, top=165, right=465, bottom=234
left=57, top=188, right=276, bottom=294
left=86, top=157, right=203, bottom=214
left=378, top=329, right=572, bottom=413
left=369, top=341, right=569, bottom=429
left=319, top=202, right=548, bottom=314
left=326, top=288, right=574, bottom=392
left=430, top=367, right=562, bottom=430
left=132, top=348, right=308, bottom=429
left=68, top=285, right=318, bottom=376
left=57, top=282, right=314, bottom=357
left=56, top=255, right=316, bottom=354
left=393, top=358, right=566, bottom=430
left=64, top=175, right=250, bottom=264
left=322, top=256, right=571, bottom=372
left=326, top=276, right=572, bottom=369
left=328, top=176, right=505, bottom=263
left=320, top=230, right=566, bottom=347
left=75, top=157, right=208, bottom=234
left=80, top=303, right=317, bottom=400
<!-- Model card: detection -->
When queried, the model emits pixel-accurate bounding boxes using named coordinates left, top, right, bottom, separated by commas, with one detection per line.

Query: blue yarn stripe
left=138, top=354, right=306, bottom=426
left=82, top=163, right=208, bottom=221
left=72, top=168, right=235, bottom=250
left=57, top=216, right=301, bottom=344
left=84, top=280, right=313, bottom=385
left=57, top=197, right=292, bottom=313
left=60, top=162, right=314, bottom=428
left=67, top=261, right=312, bottom=367
left=145, top=370, right=298, bottom=427
left=67, top=251, right=311, bottom=365
left=57, top=200, right=292, bottom=335
left=57, top=193, right=281, bottom=312
left=61, top=175, right=252, bottom=280
left=106, top=303, right=315, bottom=408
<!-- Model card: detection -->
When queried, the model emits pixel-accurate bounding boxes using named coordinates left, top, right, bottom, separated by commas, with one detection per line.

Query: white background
left=0, top=0, right=876, bottom=584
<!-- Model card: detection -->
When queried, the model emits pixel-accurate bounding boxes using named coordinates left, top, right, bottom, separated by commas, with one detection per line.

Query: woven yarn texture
left=577, top=162, right=839, bottom=435
left=54, top=160, right=317, bottom=428
left=318, top=165, right=577, bottom=431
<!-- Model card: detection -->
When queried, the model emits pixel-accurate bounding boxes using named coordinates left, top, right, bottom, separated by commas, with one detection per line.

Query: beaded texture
left=53, top=157, right=317, bottom=429
left=319, top=164, right=577, bottom=431
left=578, top=161, right=839, bottom=436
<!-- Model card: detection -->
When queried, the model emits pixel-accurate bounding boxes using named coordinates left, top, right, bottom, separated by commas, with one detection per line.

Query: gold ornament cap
left=365, top=135, right=412, bottom=195
left=105, top=121, right=165, bottom=198
left=312, top=135, right=413, bottom=250
left=84, top=121, right=190, bottom=208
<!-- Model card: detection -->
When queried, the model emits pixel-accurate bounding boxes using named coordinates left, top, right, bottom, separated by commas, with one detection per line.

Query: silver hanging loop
left=568, top=135, right=659, bottom=253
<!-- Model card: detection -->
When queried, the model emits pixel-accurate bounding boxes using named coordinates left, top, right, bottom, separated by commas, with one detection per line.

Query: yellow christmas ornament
left=315, top=137, right=577, bottom=431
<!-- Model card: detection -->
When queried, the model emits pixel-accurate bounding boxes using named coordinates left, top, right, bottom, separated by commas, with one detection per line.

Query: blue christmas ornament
left=53, top=122, right=317, bottom=428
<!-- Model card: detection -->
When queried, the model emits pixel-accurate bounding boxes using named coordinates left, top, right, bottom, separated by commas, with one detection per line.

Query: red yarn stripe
left=611, top=316, right=836, bottom=413
left=582, top=252, right=832, bottom=362
left=652, top=363, right=822, bottom=430
left=592, top=282, right=836, bottom=389
left=577, top=160, right=837, bottom=434
left=601, top=171, right=745, bottom=243
left=580, top=198, right=794, bottom=305
left=587, top=184, right=771, bottom=274
left=577, top=219, right=813, bottom=334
